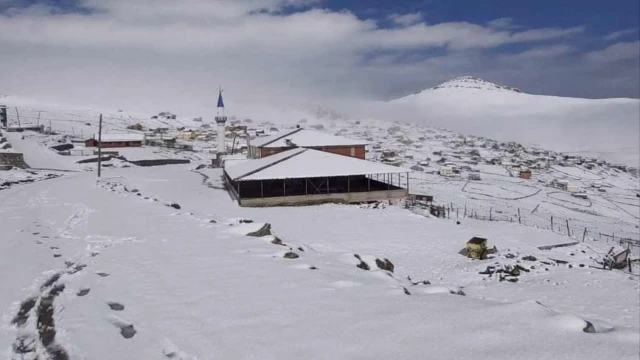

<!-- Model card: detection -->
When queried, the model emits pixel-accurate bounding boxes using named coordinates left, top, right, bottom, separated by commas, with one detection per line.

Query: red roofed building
left=249, top=128, right=367, bottom=159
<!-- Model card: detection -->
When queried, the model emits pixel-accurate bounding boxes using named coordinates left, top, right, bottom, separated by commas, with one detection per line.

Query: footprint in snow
left=107, top=302, right=125, bottom=311
left=96, top=272, right=110, bottom=277
left=107, top=315, right=137, bottom=339
left=77, top=288, right=90, bottom=297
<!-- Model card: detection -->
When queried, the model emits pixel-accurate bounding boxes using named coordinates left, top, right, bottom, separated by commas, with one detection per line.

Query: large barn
left=248, top=128, right=368, bottom=159
left=85, top=134, right=144, bottom=148
left=224, top=148, right=409, bottom=207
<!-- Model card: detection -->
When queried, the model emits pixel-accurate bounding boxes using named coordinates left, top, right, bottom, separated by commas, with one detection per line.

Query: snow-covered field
left=1, top=95, right=639, bottom=359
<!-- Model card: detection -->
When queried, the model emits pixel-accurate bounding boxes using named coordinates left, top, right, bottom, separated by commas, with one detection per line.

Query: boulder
left=375, top=258, right=395, bottom=273
left=246, top=223, right=272, bottom=237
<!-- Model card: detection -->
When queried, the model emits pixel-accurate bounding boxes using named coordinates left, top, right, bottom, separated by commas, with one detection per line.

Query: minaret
left=215, top=88, right=227, bottom=154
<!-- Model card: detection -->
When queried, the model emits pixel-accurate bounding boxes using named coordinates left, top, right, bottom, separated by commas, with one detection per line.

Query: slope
left=381, top=77, right=640, bottom=167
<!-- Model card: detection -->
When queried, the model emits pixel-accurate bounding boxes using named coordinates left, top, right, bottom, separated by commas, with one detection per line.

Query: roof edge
left=254, top=128, right=303, bottom=148
left=234, top=148, right=307, bottom=181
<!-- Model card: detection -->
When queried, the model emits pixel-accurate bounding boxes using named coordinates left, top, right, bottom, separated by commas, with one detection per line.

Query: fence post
left=456, top=208, right=459, bottom=218
left=517, top=208, right=521, bottom=224
left=550, top=216, right=554, bottom=231
left=464, top=204, right=467, bottom=218
left=490, top=207, right=492, bottom=221
left=565, top=220, right=571, bottom=237
left=582, top=228, right=587, bottom=242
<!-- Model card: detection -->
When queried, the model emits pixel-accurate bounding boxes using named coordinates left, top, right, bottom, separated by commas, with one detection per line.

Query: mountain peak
left=428, top=76, right=523, bottom=94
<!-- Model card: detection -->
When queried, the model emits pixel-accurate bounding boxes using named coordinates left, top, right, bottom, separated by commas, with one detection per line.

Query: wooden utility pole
left=15, top=107, right=21, bottom=127
left=517, top=208, right=521, bottom=224
left=565, top=220, right=570, bottom=236
left=97, top=114, right=103, bottom=178
left=582, top=228, right=588, bottom=242
left=37, top=111, right=42, bottom=125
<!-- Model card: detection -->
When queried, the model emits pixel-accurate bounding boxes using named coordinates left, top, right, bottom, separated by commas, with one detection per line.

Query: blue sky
left=323, top=0, right=639, bottom=32
left=324, top=0, right=640, bottom=49
left=0, top=0, right=638, bottom=111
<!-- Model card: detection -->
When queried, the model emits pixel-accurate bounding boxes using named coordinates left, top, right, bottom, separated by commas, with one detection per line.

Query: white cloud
left=388, top=12, right=423, bottom=27
left=584, top=41, right=640, bottom=63
left=0, top=0, right=636, bottom=115
left=604, top=28, right=638, bottom=41
left=487, top=17, right=516, bottom=29
left=506, top=45, right=575, bottom=60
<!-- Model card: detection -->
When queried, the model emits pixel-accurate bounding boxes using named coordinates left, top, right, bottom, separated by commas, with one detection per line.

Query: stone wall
left=0, top=152, right=29, bottom=168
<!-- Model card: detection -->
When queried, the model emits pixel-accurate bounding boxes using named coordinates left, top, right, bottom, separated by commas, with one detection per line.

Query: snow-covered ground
left=1, top=94, right=639, bottom=359
left=1, top=140, right=639, bottom=359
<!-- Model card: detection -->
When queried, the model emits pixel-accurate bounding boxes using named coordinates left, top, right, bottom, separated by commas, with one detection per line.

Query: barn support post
left=368, top=175, right=371, bottom=191
left=283, top=180, right=286, bottom=196
left=406, top=172, right=409, bottom=192
left=237, top=181, right=241, bottom=197
left=347, top=176, right=350, bottom=193
left=261, top=181, right=263, bottom=198
left=327, top=177, right=329, bottom=193
left=305, top=178, right=308, bottom=195
left=387, top=173, right=390, bottom=190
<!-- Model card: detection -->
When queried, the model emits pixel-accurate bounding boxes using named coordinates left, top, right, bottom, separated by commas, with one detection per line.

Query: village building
left=519, top=169, right=532, bottom=179
left=248, top=128, right=368, bottom=159
left=224, top=148, right=409, bottom=207
left=85, top=134, right=144, bottom=148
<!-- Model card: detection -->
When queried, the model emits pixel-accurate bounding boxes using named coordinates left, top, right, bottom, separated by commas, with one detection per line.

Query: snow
left=382, top=77, right=640, bottom=167
left=252, top=128, right=369, bottom=148
left=224, top=147, right=306, bottom=180
left=0, top=96, right=639, bottom=359
left=90, top=134, right=145, bottom=142
left=225, top=148, right=409, bottom=181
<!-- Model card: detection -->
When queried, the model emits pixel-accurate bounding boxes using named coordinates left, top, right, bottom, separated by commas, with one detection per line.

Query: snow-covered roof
left=251, top=129, right=368, bottom=148
left=91, top=134, right=145, bottom=142
left=225, top=148, right=409, bottom=181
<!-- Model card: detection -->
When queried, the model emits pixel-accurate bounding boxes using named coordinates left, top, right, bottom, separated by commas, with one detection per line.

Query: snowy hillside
left=1, top=95, right=639, bottom=359
left=379, top=76, right=640, bottom=167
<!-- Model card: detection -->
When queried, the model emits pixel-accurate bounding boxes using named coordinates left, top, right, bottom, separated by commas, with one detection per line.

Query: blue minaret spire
left=217, top=87, right=225, bottom=116
left=215, top=87, right=228, bottom=154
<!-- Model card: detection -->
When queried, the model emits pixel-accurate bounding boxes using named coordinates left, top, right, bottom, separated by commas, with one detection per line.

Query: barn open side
left=224, top=148, right=410, bottom=207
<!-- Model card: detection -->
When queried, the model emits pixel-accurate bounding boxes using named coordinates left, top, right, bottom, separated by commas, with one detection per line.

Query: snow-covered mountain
left=378, top=76, right=640, bottom=166
left=420, top=76, right=524, bottom=94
